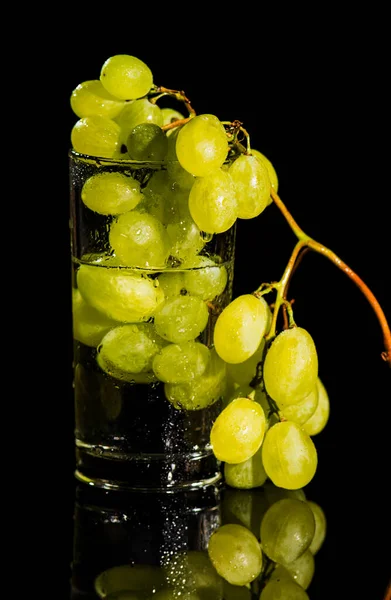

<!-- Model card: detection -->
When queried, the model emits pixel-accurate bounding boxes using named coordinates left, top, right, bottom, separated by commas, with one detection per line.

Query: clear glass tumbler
left=69, top=151, right=236, bottom=491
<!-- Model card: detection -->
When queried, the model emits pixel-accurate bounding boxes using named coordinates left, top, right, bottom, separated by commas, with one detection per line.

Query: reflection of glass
left=69, top=152, right=236, bottom=490
left=70, top=480, right=327, bottom=599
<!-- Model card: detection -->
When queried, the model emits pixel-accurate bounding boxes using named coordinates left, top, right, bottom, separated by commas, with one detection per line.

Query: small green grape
left=156, top=271, right=185, bottom=297
left=280, top=549, right=315, bottom=589
left=115, top=98, right=163, bottom=145
left=263, top=327, right=318, bottom=406
left=302, top=377, right=330, bottom=436
left=262, top=421, right=318, bottom=489
left=188, top=169, right=238, bottom=234
left=176, top=114, right=229, bottom=177
left=71, top=116, right=121, bottom=158
left=94, top=564, right=165, bottom=598
left=109, top=210, right=171, bottom=268
left=251, top=148, right=279, bottom=205
left=152, top=341, right=210, bottom=384
left=228, top=154, right=271, bottom=219
left=181, top=256, right=228, bottom=301
left=127, top=123, right=168, bottom=161
left=72, top=288, right=117, bottom=347
left=208, top=524, right=263, bottom=586
left=307, top=500, right=327, bottom=554
left=210, top=397, right=266, bottom=464
left=226, top=340, right=266, bottom=387
left=70, top=80, right=126, bottom=119
left=161, top=107, right=185, bottom=127
left=81, top=171, right=143, bottom=215
left=260, top=498, right=315, bottom=565
left=260, top=579, right=309, bottom=600
left=224, top=444, right=268, bottom=489
left=166, top=197, right=206, bottom=262
left=214, top=295, right=270, bottom=364
left=100, top=54, right=153, bottom=100
left=153, top=295, right=209, bottom=343
left=278, top=384, right=319, bottom=426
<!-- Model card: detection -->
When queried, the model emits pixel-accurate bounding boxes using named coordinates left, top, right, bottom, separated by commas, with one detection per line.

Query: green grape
left=127, top=123, right=168, bottom=161
left=260, top=579, right=309, bottom=600
left=109, top=210, right=171, bottom=268
left=76, top=264, right=164, bottom=322
left=224, top=444, right=268, bottom=489
left=166, top=198, right=206, bottom=262
left=278, top=384, right=319, bottom=426
left=81, top=171, right=143, bottom=216
left=222, top=580, right=251, bottom=600
left=226, top=340, right=266, bottom=387
left=262, top=421, right=318, bottom=490
left=214, top=295, right=270, bottom=364
left=163, top=550, right=224, bottom=600
left=280, top=549, right=315, bottom=589
left=181, top=256, right=228, bottom=301
left=152, top=341, right=210, bottom=384
left=302, top=377, right=330, bottom=436
left=221, top=487, right=270, bottom=537
left=188, top=169, right=238, bottom=234
left=95, top=564, right=165, bottom=598
left=210, top=397, right=266, bottom=463
left=138, top=170, right=173, bottom=223
left=228, top=154, right=271, bottom=219
left=208, top=524, right=263, bottom=586
left=164, top=348, right=226, bottom=410
left=97, top=323, right=167, bottom=380
left=167, top=160, right=196, bottom=191
left=70, top=79, right=126, bottom=119
left=260, top=498, right=315, bottom=564
left=251, top=149, right=279, bottom=206
left=115, top=98, right=163, bottom=146
left=262, top=480, right=306, bottom=506
left=156, top=271, right=185, bottom=297
left=263, top=327, right=318, bottom=406
left=72, top=288, right=117, bottom=347
left=161, top=107, right=185, bottom=127
left=71, top=115, right=121, bottom=158
left=153, top=295, right=209, bottom=343
left=307, top=500, right=327, bottom=554
left=100, top=54, right=153, bottom=100
left=176, top=114, right=229, bottom=177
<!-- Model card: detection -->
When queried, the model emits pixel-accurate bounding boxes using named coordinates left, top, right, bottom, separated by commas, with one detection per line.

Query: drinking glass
left=69, top=151, right=236, bottom=490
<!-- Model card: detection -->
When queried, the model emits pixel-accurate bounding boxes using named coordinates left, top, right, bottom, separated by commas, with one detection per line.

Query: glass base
left=75, top=442, right=222, bottom=491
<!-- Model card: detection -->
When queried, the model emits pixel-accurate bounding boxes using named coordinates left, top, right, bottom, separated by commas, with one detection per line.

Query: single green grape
left=70, top=80, right=126, bottom=119
left=224, top=444, right=268, bottom=489
left=176, top=114, right=229, bottom=176
left=115, top=98, right=163, bottom=145
left=251, top=148, right=279, bottom=205
left=262, top=480, right=307, bottom=506
left=181, top=256, right=228, bottom=301
left=260, top=578, right=309, bottom=600
left=127, top=123, right=168, bottom=161
left=71, top=116, right=121, bottom=158
left=94, top=564, right=165, bottom=598
left=228, top=154, right=271, bottom=219
left=302, top=377, right=330, bottom=436
left=161, top=107, right=185, bottom=127
left=226, top=340, right=266, bottom=387
left=109, top=210, right=171, bottom=268
left=166, top=160, right=196, bottom=191
left=166, top=196, right=206, bottom=262
left=162, top=550, right=224, bottom=600
left=76, top=264, right=164, bottom=322
left=188, top=169, right=238, bottom=234
left=280, top=549, right=315, bottom=590
left=72, top=288, right=118, bottom=347
left=97, top=323, right=167, bottom=380
left=152, top=341, right=210, bottom=384
left=262, top=421, right=318, bottom=489
left=221, top=487, right=270, bottom=538
left=100, top=54, right=153, bottom=100
left=307, top=500, right=327, bottom=554
left=164, top=348, right=226, bottom=410
left=138, top=169, right=173, bottom=223
left=214, top=294, right=270, bottom=364
left=81, top=171, right=143, bottom=215
left=263, top=327, right=318, bottom=406
left=156, top=271, right=185, bottom=297
left=278, top=384, right=319, bottom=426
left=153, top=295, right=209, bottom=343
left=260, top=498, right=315, bottom=565
left=210, top=397, right=266, bottom=463
left=208, top=524, right=263, bottom=586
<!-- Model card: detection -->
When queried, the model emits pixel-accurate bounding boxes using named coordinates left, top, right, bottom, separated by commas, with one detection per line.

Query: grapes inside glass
left=69, top=151, right=236, bottom=490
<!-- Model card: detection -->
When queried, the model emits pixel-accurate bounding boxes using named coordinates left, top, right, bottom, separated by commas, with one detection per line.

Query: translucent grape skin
left=109, top=210, right=171, bottom=268
left=263, top=327, right=319, bottom=406
left=302, top=377, right=330, bottom=436
left=262, top=421, right=318, bottom=490
left=188, top=168, right=238, bottom=234
left=226, top=340, right=266, bottom=387
left=100, top=54, right=153, bottom=100
left=214, top=294, right=270, bottom=364
left=72, top=288, right=118, bottom=347
left=94, top=564, right=165, bottom=598
left=115, top=98, right=163, bottom=146
left=278, top=384, right=319, bottom=426
left=127, top=123, right=168, bottom=161
left=210, top=397, right=266, bottom=464
left=260, top=578, right=309, bottom=600
left=228, top=154, right=271, bottom=219
left=208, top=524, right=263, bottom=586
left=71, top=115, right=121, bottom=158
left=152, top=341, right=210, bottom=384
left=251, top=148, right=279, bottom=206
left=176, top=114, right=229, bottom=177
left=224, top=444, right=268, bottom=489
left=153, top=295, right=209, bottom=343
left=181, top=256, right=228, bottom=301
left=70, top=80, right=125, bottom=119
left=81, top=172, right=143, bottom=216
left=282, top=548, right=315, bottom=590
left=307, top=500, right=327, bottom=554
left=260, top=498, right=315, bottom=565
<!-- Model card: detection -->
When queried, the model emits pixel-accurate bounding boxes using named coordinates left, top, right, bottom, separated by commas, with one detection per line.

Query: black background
left=23, top=14, right=390, bottom=599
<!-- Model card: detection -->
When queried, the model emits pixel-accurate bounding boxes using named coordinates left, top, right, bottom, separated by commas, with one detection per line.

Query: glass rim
left=69, top=148, right=176, bottom=169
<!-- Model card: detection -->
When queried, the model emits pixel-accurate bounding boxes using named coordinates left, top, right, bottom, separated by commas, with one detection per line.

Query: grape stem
left=151, top=85, right=196, bottom=130
left=262, top=188, right=391, bottom=366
